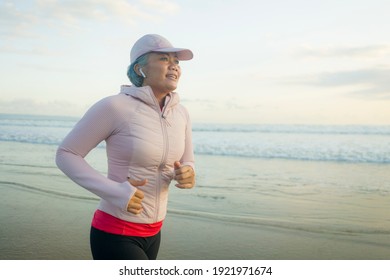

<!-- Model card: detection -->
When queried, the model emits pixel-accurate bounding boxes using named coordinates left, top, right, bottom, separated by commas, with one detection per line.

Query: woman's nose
left=169, top=63, right=178, bottom=71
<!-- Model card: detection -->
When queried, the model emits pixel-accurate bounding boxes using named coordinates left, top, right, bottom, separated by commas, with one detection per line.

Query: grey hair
left=127, top=53, right=149, bottom=87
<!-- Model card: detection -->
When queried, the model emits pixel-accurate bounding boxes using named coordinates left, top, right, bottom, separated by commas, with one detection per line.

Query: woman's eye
left=159, top=55, right=179, bottom=64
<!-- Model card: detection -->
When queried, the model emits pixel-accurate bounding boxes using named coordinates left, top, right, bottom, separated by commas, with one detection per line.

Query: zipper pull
left=162, top=114, right=171, bottom=127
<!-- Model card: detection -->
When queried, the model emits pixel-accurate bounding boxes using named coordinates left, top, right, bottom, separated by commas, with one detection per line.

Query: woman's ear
left=139, top=68, right=146, bottom=78
left=134, top=64, right=145, bottom=77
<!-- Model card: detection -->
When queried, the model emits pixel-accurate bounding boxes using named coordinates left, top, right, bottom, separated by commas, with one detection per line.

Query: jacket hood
left=119, top=85, right=180, bottom=110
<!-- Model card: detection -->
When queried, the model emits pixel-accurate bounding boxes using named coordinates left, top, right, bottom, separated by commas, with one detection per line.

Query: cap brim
left=153, top=48, right=193, bottom=60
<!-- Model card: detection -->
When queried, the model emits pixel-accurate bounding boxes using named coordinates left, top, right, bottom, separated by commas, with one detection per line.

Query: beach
left=0, top=142, right=390, bottom=260
left=1, top=115, right=390, bottom=260
left=2, top=174, right=390, bottom=260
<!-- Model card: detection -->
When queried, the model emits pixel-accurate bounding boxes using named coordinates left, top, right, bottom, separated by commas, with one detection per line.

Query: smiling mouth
left=166, top=74, right=178, bottom=80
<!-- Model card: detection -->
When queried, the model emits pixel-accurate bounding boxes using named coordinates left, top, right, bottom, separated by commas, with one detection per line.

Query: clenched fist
left=127, top=178, right=147, bottom=214
left=174, top=161, right=195, bottom=189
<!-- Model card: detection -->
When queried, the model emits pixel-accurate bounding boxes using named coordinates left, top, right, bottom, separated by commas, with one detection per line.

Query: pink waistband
left=91, top=210, right=163, bottom=237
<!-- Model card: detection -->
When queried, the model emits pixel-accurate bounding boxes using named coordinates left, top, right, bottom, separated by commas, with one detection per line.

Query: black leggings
left=90, top=227, right=161, bottom=260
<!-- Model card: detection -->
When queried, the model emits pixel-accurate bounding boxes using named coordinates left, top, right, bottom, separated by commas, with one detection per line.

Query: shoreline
left=1, top=183, right=390, bottom=260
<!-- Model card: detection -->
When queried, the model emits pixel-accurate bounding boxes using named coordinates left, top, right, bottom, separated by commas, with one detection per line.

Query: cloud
left=287, top=67, right=390, bottom=98
left=181, top=98, right=217, bottom=110
left=141, top=0, right=180, bottom=14
left=37, top=0, right=163, bottom=25
left=297, top=44, right=390, bottom=59
left=0, top=99, right=87, bottom=116
left=0, top=45, right=63, bottom=56
left=0, top=0, right=180, bottom=39
left=181, top=97, right=263, bottom=113
left=285, top=44, right=390, bottom=98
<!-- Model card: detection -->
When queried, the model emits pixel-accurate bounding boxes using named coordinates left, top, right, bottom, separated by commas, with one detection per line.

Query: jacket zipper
left=154, top=96, right=171, bottom=222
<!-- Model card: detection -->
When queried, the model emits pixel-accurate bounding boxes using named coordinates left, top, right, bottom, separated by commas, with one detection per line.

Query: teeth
left=167, top=74, right=177, bottom=79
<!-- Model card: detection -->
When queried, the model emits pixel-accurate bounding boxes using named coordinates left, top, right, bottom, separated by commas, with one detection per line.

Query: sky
left=0, top=0, right=390, bottom=125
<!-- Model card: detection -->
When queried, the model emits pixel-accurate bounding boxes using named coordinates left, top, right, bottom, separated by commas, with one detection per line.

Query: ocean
left=1, top=114, right=389, bottom=163
left=1, top=113, right=390, bottom=259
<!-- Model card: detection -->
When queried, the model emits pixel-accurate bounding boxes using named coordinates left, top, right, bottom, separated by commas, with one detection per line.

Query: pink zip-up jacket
left=56, top=85, right=195, bottom=224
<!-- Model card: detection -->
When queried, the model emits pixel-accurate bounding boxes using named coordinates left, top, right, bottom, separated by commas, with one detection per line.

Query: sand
left=1, top=181, right=390, bottom=260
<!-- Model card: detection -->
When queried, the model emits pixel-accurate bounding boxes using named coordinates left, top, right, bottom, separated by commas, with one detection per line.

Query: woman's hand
left=174, top=161, right=195, bottom=189
left=127, top=178, right=147, bottom=214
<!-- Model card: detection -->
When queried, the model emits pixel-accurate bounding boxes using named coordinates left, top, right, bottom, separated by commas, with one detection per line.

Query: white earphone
left=139, top=68, right=146, bottom=78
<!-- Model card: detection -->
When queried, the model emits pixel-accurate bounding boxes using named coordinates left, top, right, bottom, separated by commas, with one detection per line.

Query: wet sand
left=1, top=182, right=389, bottom=260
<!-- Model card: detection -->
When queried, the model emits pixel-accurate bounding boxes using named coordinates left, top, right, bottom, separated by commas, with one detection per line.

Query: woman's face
left=141, top=52, right=181, bottom=95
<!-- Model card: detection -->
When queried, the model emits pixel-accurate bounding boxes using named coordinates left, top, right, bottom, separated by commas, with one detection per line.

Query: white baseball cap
left=130, top=34, right=193, bottom=63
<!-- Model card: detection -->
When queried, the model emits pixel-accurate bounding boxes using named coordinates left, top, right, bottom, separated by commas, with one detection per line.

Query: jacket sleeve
left=180, top=107, right=195, bottom=171
left=55, top=97, right=136, bottom=210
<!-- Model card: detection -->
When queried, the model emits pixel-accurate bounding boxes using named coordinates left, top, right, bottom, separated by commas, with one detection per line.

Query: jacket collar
left=119, top=85, right=180, bottom=110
